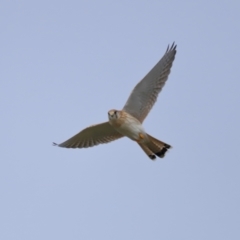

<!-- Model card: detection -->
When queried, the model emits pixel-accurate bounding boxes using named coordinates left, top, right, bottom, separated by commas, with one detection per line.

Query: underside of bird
left=138, top=134, right=172, bottom=160
left=53, top=43, right=176, bottom=160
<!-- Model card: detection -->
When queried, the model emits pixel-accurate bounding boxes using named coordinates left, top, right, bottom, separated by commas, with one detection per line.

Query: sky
left=1, top=1, right=240, bottom=239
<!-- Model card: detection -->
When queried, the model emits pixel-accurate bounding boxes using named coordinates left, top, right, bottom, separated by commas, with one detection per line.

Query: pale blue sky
left=1, top=1, right=240, bottom=239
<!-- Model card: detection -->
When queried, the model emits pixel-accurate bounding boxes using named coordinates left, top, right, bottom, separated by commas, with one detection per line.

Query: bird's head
left=108, top=109, right=120, bottom=121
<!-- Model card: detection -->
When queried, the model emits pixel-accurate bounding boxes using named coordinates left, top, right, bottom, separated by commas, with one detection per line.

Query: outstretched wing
left=53, top=122, right=123, bottom=148
left=123, top=43, right=177, bottom=123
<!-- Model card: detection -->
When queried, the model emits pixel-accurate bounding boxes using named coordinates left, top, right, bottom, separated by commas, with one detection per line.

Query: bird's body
left=108, top=110, right=147, bottom=143
left=107, top=109, right=171, bottom=159
left=54, top=43, right=177, bottom=160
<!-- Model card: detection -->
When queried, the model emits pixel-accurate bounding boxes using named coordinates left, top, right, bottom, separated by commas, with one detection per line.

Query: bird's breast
left=109, top=113, right=146, bottom=141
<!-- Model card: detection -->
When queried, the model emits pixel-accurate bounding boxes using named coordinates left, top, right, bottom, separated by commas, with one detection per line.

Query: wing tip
left=52, top=142, right=58, bottom=146
left=166, top=42, right=177, bottom=53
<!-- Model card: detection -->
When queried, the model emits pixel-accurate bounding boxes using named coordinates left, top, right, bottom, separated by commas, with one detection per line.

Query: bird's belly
left=116, top=122, right=146, bottom=142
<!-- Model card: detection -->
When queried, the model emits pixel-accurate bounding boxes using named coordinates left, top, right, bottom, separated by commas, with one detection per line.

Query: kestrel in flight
left=54, top=43, right=177, bottom=160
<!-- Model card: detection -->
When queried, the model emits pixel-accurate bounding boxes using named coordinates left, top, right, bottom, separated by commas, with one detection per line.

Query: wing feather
left=123, top=43, right=177, bottom=122
left=53, top=122, right=123, bottom=148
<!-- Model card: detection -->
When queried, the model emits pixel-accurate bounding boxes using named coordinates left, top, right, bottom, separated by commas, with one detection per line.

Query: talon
left=139, top=133, right=144, bottom=139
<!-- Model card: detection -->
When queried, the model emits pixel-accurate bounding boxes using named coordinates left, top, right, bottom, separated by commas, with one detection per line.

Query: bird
left=53, top=43, right=177, bottom=160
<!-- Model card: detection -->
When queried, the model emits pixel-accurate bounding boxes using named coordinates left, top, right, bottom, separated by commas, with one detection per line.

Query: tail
left=138, top=134, right=172, bottom=160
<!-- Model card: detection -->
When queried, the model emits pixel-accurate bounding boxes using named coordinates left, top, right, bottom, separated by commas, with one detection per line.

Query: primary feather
left=123, top=43, right=177, bottom=122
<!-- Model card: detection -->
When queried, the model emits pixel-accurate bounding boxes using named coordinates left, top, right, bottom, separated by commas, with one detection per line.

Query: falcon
left=54, top=43, right=177, bottom=160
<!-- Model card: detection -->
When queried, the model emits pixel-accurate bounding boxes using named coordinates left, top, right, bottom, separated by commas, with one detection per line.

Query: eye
left=114, top=111, right=117, bottom=115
